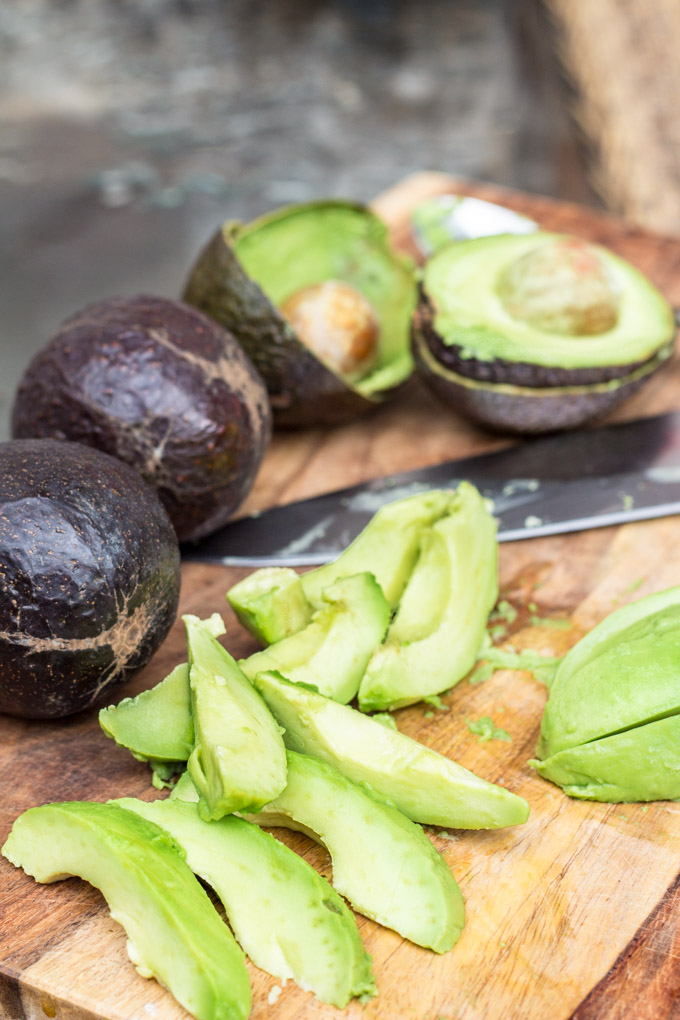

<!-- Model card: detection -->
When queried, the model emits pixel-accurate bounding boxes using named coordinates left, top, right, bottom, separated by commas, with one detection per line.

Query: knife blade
left=182, top=411, right=680, bottom=566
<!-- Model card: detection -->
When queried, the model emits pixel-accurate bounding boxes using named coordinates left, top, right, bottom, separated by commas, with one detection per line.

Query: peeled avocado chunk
left=185, top=614, right=287, bottom=820
left=2, top=801, right=250, bottom=1020
left=301, top=489, right=456, bottom=610
left=253, top=671, right=529, bottom=829
left=240, top=572, right=391, bottom=703
left=534, top=586, right=680, bottom=801
left=227, top=566, right=312, bottom=644
left=183, top=200, right=417, bottom=427
left=117, top=793, right=375, bottom=1007
left=245, top=750, right=465, bottom=952
left=414, top=232, right=675, bottom=433
left=359, top=482, right=497, bottom=710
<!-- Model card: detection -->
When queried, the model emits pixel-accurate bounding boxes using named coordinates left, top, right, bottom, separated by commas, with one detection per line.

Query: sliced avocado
left=227, top=566, right=312, bottom=645
left=252, top=671, right=529, bottom=830
left=117, top=794, right=375, bottom=1006
left=2, top=801, right=250, bottom=1020
left=537, top=586, right=680, bottom=760
left=242, top=750, right=464, bottom=952
left=532, top=714, right=680, bottom=802
left=185, top=614, right=287, bottom=820
left=99, top=662, right=193, bottom=767
left=301, top=489, right=456, bottom=611
left=240, top=573, right=391, bottom=703
left=414, top=232, right=675, bottom=433
left=183, top=200, right=417, bottom=427
left=359, top=482, right=497, bottom=710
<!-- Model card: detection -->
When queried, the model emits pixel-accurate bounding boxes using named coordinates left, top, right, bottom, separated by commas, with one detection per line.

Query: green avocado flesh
left=230, top=201, right=416, bottom=395
left=2, top=801, right=250, bottom=1020
left=240, top=573, right=391, bottom=703
left=301, top=489, right=456, bottom=610
left=535, top=586, right=680, bottom=801
left=359, top=482, right=497, bottom=710
left=117, top=794, right=375, bottom=1006
left=245, top=750, right=465, bottom=952
left=423, top=232, right=675, bottom=368
left=185, top=614, right=287, bottom=820
left=227, top=567, right=312, bottom=645
left=253, top=671, right=529, bottom=830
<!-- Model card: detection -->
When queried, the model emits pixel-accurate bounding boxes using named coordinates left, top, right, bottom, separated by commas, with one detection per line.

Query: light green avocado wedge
left=227, top=566, right=313, bottom=645
left=2, top=801, right=250, bottom=1020
left=243, top=750, right=464, bottom=952
left=185, top=614, right=287, bottom=820
left=300, top=489, right=456, bottom=610
left=240, top=573, right=391, bottom=703
left=252, top=671, right=529, bottom=830
left=534, top=585, right=680, bottom=801
left=117, top=793, right=375, bottom=1007
left=359, top=482, right=498, bottom=710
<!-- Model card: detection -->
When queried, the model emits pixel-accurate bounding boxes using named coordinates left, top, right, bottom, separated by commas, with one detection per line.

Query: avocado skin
left=11, top=294, right=271, bottom=542
left=182, top=202, right=413, bottom=428
left=412, top=313, right=670, bottom=434
left=0, top=440, right=180, bottom=719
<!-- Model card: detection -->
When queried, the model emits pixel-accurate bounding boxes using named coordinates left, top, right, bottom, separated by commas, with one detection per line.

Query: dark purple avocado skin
left=11, top=295, right=272, bottom=542
left=0, top=439, right=181, bottom=719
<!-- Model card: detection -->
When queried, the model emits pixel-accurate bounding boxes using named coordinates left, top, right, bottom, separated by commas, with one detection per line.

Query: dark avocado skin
left=416, top=289, right=649, bottom=388
left=0, top=439, right=180, bottom=720
left=11, top=295, right=272, bottom=541
left=412, top=306, right=669, bottom=434
left=182, top=226, right=398, bottom=428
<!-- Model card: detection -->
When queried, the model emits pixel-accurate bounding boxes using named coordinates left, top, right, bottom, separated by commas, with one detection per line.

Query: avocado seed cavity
left=280, top=280, right=379, bottom=382
left=497, top=239, right=620, bottom=336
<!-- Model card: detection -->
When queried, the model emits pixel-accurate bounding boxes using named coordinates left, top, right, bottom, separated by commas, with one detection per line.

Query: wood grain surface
left=4, top=173, right=680, bottom=1020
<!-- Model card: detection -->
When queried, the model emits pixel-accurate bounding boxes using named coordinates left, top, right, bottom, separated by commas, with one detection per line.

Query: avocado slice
left=252, top=671, right=529, bottom=829
left=414, top=232, right=675, bottom=433
left=117, top=793, right=375, bottom=1006
left=533, top=586, right=680, bottom=801
left=2, top=801, right=251, bottom=1020
left=185, top=614, right=287, bottom=820
left=240, top=573, right=391, bottom=703
left=182, top=200, right=417, bottom=427
left=239, top=750, right=465, bottom=952
left=227, top=566, right=313, bottom=645
left=359, top=482, right=497, bottom=710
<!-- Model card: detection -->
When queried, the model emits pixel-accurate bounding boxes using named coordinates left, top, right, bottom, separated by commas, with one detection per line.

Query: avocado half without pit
left=183, top=200, right=417, bottom=427
left=413, top=232, right=676, bottom=433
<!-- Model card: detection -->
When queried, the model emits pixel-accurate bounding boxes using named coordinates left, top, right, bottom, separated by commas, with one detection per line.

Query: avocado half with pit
left=413, top=232, right=676, bottom=433
left=183, top=200, right=417, bottom=427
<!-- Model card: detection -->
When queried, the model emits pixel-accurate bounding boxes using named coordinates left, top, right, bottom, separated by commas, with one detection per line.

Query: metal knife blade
left=182, top=411, right=680, bottom=566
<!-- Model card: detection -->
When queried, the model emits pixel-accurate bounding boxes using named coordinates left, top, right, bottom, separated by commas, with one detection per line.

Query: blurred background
left=1, top=0, right=679, bottom=438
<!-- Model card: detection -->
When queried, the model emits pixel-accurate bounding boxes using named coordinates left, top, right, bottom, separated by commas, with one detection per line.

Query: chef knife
left=182, top=411, right=680, bottom=567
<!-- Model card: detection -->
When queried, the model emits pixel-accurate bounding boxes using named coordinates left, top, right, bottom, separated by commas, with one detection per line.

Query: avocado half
left=183, top=200, right=417, bottom=427
left=413, top=232, right=676, bottom=434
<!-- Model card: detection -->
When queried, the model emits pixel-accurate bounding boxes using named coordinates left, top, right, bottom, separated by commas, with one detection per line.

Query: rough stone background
left=0, top=0, right=593, bottom=438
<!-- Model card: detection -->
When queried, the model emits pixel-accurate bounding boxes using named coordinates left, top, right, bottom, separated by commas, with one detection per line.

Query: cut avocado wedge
left=240, top=573, right=391, bottom=703
left=117, top=794, right=375, bottom=1006
left=2, top=801, right=250, bottom=1020
left=359, top=482, right=497, bottom=710
left=183, top=200, right=417, bottom=427
left=242, top=750, right=464, bottom=952
left=534, top=586, right=680, bottom=801
left=414, top=232, right=675, bottom=433
left=252, top=671, right=529, bottom=829
left=185, top=614, right=287, bottom=820
left=227, top=566, right=312, bottom=645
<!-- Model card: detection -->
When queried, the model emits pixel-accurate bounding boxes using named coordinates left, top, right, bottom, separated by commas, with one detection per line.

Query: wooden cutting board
left=4, top=173, right=680, bottom=1020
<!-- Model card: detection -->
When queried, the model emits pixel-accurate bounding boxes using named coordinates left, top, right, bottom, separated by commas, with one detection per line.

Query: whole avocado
left=0, top=439, right=180, bottom=719
left=11, top=294, right=272, bottom=542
